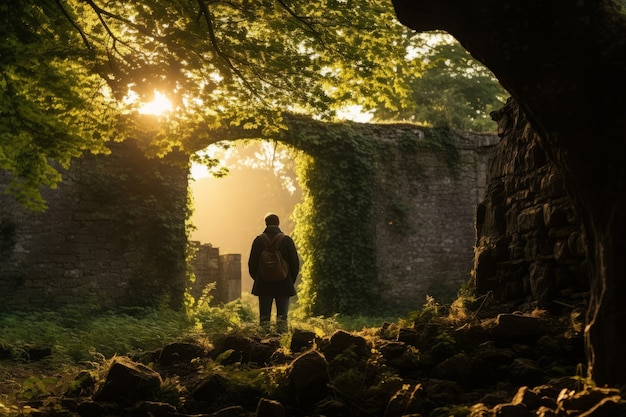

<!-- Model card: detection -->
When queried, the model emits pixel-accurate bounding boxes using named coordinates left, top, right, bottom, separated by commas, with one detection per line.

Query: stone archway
left=188, top=140, right=302, bottom=300
left=0, top=117, right=496, bottom=315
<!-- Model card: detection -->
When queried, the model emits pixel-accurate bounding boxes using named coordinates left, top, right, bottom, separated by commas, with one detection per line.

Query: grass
left=0, top=296, right=400, bottom=365
left=0, top=307, right=194, bottom=365
left=0, top=289, right=491, bottom=417
left=0, top=291, right=406, bottom=410
left=0, top=289, right=469, bottom=369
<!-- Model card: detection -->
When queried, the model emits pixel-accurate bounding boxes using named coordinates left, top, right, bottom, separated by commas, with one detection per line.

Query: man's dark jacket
left=248, top=225, right=300, bottom=297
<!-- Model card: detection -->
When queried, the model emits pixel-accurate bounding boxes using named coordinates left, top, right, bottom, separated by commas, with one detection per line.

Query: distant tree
left=373, top=35, right=508, bottom=131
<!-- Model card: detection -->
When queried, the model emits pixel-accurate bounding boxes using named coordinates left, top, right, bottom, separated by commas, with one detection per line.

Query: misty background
left=189, top=141, right=302, bottom=294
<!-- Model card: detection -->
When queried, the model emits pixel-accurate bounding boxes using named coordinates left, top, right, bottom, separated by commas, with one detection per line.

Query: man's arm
left=285, top=237, right=300, bottom=281
left=248, top=236, right=262, bottom=279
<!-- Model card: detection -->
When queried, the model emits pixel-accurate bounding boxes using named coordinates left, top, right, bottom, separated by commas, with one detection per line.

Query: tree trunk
left=391, top=0, right=626, bottom=386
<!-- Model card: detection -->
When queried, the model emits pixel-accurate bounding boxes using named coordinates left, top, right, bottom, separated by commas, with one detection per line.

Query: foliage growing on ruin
left=425, top=128, right=462, bottom=174
left=282, top=117, right=466, bottom=316
left=2, top=1, right=504, bottom=211
left=285, top=119, right=381, bottom=316
left=0, top=218, right=17, bottom=257
left=75, top=143, right=190, bottom=309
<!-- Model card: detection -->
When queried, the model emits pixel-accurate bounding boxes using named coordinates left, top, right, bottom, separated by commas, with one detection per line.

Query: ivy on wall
left=279, top=117, right=464, bottom=317
left=426, top=127, right=462, bottom=175
left=0, top=218, right=17, bottom=258
left=284, top=117, right=382, bottom=316
left=1, top=112, right=468, bottom=314
left=77, top=141, right=190, bottom=310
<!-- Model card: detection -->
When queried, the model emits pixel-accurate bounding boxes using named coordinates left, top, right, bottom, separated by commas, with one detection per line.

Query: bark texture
left=391, top=0, right=626, bottom=386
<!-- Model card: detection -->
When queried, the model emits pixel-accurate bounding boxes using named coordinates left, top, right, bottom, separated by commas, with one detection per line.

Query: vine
left=285, top=117, right=382, bottom=316
left=279, top=117, right=464, bottom=317
left=0, top=217, right=17, bottom=257
left=426, top=127, right=462, bottom=175
left=77, top=140, right=189, bottom=310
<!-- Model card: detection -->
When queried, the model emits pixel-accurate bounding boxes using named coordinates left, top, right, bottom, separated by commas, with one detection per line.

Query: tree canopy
left=1, top=0, right=505, bottom=209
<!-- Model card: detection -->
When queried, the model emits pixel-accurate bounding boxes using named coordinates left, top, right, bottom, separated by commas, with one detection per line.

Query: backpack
left=258, top=233, right=289, bottom=282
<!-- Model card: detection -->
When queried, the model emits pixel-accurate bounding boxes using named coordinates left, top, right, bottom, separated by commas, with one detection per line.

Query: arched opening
left=188, top=140, right=302, bottom=296
left=184, top=118, right=497, bottom=317
left=0, top=117, right=495, bottom=316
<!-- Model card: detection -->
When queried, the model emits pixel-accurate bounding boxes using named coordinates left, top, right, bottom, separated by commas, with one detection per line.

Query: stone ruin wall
left=0, top=140, right=243, bottom=312
left=366, top=124, right=499, bottom=309
left=0, top=124, right=502, bottom=313
left=472, top=98, right=589, bottom=312
left=188, top=242, right=241, bottom=305
left=0, top=141, right=191, bottom=311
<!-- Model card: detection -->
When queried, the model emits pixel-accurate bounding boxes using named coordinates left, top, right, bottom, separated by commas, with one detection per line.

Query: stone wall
left=0, top=125, right=498, bottom=313
left=0, top=140, right=189, bottom=311
left=188, top=242, right=241, bottom=305
left=369, top=125, right=499, bottom=309
left=219, top=254, right=243, bottom=303
left=472, top=98, right=589, bottom=312
left=188, top=242, right=220, bottom=303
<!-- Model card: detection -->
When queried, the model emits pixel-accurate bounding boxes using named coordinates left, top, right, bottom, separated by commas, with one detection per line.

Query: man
left=248, top=213, right=300, bottom=332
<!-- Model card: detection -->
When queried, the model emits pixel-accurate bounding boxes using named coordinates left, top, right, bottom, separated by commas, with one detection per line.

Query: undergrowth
left=0, top=291, right=473, bottom=415
left=0, top=293, right=405, bottom=368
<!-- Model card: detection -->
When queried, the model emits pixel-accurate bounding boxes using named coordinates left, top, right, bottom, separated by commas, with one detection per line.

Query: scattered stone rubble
left=8, top=311, right=626, bottom=417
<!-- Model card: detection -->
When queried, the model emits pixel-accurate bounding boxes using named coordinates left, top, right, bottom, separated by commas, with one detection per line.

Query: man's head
left=265, top=213, right=280, bottom=226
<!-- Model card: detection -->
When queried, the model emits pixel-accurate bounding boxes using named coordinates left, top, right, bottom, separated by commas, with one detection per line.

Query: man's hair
left=265, top=213, right=280, bottom=226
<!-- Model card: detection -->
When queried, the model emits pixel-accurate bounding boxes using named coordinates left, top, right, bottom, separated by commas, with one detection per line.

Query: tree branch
left=195, top=0, right=268, bottom=105
left=275, top=0, right=325, bottom=47
left=54, top=0, right=92, bottom=49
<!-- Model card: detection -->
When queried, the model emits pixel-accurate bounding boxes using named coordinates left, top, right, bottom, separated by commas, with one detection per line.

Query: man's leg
left=258, top=296, right=273, bottom=331
left=275, top=296, right=290, bottom=333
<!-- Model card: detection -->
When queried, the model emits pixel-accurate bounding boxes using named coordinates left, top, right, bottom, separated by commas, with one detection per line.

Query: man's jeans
left=258, top=295, right=290, bottom=332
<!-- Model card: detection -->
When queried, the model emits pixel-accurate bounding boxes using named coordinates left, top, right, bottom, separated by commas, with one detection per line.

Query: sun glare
left=138, top=91, right=173, bottom=116
left=191, top=163, right=210, bottom=180
left=337, top=105, right=373, bottom=123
